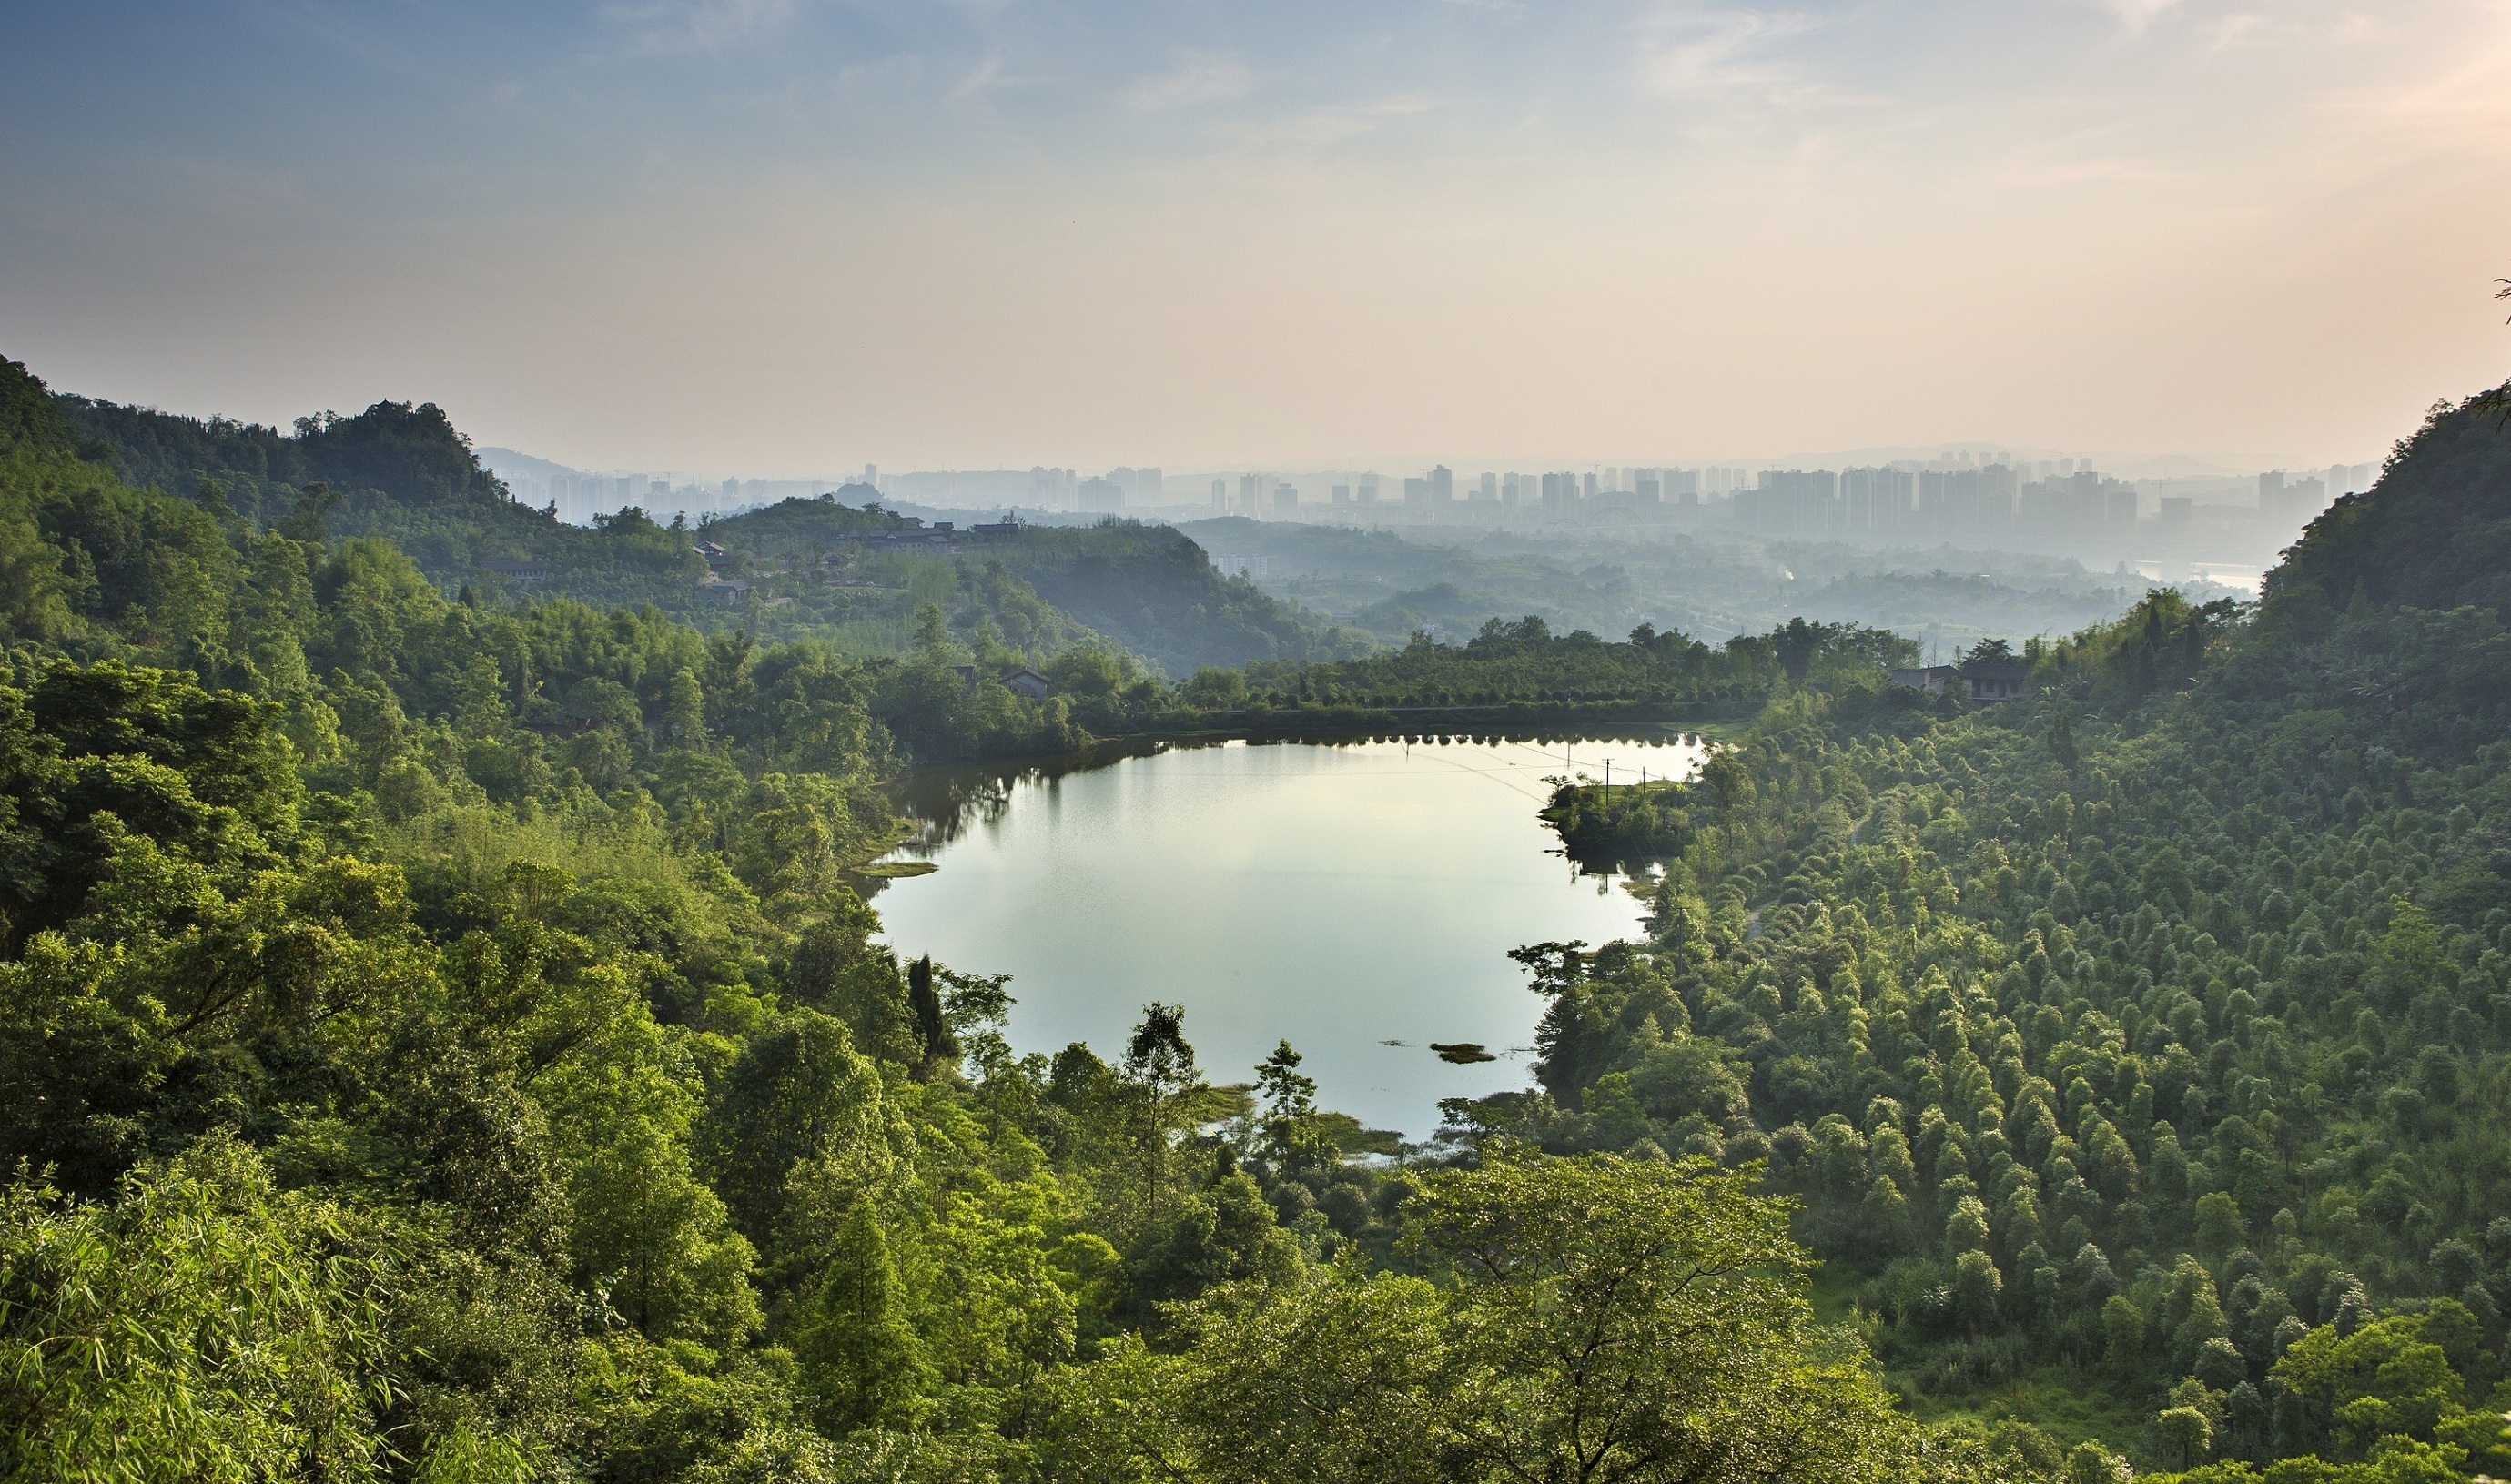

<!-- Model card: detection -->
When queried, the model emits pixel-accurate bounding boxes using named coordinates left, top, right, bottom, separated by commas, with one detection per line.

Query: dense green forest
left=1524, top=392, right=2511, bottom=1480
left=0, top=355, right=2003, bottom=1481
left=8, top=338, right=2511, bottom=1484
left=1230, top=612, right=1919, bottom=714
left=52, top=390, right=1364, bottom=671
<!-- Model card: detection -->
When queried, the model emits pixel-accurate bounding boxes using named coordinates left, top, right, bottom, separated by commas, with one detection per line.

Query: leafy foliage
left=1508, top=393, right=2511, bottom=1477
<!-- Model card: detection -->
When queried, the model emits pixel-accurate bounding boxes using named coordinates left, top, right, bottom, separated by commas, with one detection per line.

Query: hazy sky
left=5, top=1, right=2508, bottom=474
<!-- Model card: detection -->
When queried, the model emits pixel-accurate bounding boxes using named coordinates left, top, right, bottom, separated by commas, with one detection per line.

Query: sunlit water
left=869, top=734, right=1707, bottom=1140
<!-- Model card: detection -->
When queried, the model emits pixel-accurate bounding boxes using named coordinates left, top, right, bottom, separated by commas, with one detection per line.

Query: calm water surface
left=871, top=735, right=1706, bottom=1140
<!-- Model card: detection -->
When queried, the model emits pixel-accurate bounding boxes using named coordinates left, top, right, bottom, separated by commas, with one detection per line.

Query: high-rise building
left=1430, top=466, right=1453, bottom=504
left=1108, top=467, right=1163, bottom=504
left=1740, top=470, right=1839, bottom=534
left=1841, top=467, right=1913, bottom=531
left=1273, top=481, right=1299, bottom=513
left=1478, top=471, right=1499, bottom=500
left=2257, top=470, right=2285, bottom=510
left=1078, top=477, right=1125, bottom=513
left=1212, top=479, right=1229, bottom=510
left=1332, top=484, right=1352, bottom=505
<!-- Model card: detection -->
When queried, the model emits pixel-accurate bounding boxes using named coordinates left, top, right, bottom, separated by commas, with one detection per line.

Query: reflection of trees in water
left=890, top=738, right=1206, bottom=852
left=886, top=725, right=1711, bottom=856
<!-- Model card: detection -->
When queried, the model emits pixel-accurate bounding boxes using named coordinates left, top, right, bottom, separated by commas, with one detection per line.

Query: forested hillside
left=0, top=355, right=2000, bottom=1482
left=1524, top=391, right=2511, bottom=1479
left=1233, top=612, right=1919, bottom=712
left=53, top=389, right=1361, bottom=670
left=14, top=335, right=2511, bottom=1483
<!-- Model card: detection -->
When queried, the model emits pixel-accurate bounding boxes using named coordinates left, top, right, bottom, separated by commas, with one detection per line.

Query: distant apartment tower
left=1738, top=469, right=1839, bottom=535
left=1331, top=484, right=1352, bottom=506
left=1108, top=467, right=1163, bottom=504
left=1030, top=466, right=1076, bottom=506
left=2264, top=469, right=2345, bottom=525
left=2020, top=469, right=2131, bottom=538
left=1273, top=481, right=1299, bottom=514
left=1919, top=464, right=2017, bottom=532
left=1212, top=478, right=1229, bottom=510
left=1078, top=476, right=1125, bottom=513
left=1840, top=467, right=1914, bottom=531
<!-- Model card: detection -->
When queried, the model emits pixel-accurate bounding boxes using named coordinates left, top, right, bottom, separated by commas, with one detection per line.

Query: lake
left=870, top=732, right=1708, bottom=1140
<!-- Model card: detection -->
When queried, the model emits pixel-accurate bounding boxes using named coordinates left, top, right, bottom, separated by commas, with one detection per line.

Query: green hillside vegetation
left=53, top=392, right=1354, bottom=669
left=16, top=330, right=2511, bottom=1482
left=0, top=353, right=2009, bottom=1481
left=1222, top=612, right=1920, bottom=716
left=707, top=502, right=1372, bottom=673
left=1519, top=391, right=2511, bottom=1479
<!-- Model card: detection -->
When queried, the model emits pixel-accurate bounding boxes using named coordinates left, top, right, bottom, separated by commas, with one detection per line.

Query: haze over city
left=6, top=0, right=2509, bottom=475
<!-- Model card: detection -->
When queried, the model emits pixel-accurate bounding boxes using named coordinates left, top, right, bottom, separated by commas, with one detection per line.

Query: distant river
left=870, top=733, right=1708, bottom=1141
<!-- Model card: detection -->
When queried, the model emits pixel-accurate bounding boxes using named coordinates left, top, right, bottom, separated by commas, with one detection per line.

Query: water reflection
left=868, top=732, right=1709, bottom=1139
left=886, top=726, right=1716, bottom=862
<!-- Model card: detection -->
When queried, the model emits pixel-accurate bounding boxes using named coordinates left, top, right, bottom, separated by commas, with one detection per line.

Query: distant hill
left=56, top=395, right=511, bottom=520
left=472, top=445, right=578, bottom=483
left=702, top=502, right=1373, bottom=673
left=45, top=375, right=1371, bottom=671
left=2264, top=399, right=2511, bottom=624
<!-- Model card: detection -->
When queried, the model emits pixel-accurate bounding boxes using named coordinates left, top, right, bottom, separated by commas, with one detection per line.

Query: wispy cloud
left=2100, top=0, right=2186, bottom=34
left=1635, top=6, right=1820, bottom=101
left=1225, top=95, right=1436, bottom=148
left=947, top=51, right=1009, bottom=107
left=1122, top=52, right=1257, bottom=111
left=2207, top=11, right=2265, bottom=49
left=602, top=0, right=804, bottom=53
left=2342, top=15, right=2511, bottom=155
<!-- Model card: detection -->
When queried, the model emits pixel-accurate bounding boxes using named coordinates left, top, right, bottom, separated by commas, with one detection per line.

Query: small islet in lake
left=871, top=733, right=1709, bottom=1140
